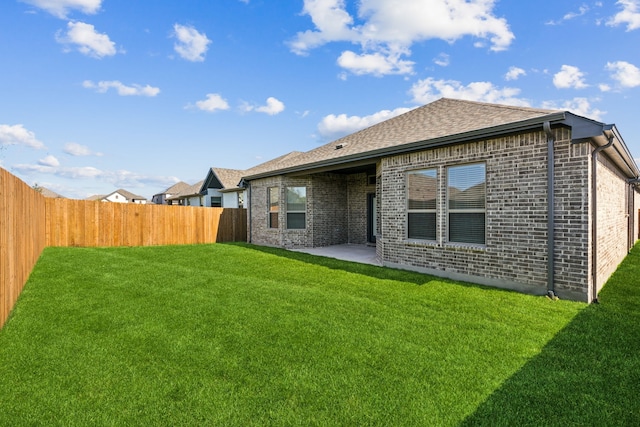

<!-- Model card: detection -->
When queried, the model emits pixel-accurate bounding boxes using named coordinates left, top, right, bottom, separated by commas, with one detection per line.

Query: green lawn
left=0, top=242, right=638, bottom=426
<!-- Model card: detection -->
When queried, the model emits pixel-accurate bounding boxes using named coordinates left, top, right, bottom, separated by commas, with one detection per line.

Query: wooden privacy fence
left=1, top=168, right=47, bottom=329
left=45, top=199, right=247, bottom=247
left=1, top=167, right=247, bottom=328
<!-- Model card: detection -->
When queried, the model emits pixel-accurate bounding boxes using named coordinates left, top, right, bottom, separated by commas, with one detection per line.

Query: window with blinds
left=447, top=163, right=486, bottom=245
left=286, top=186, right=306, bottom=229
left=407, top=169, right=437, bottom=240
left=268, top=187, right=279, bottom=228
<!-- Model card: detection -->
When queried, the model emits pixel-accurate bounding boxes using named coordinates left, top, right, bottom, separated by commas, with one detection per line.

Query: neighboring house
left=166, top=180, right=205, bottom=206
left=241, top=98, right=640, bottom=303
left=87, top=189, right=148, bottom=204
left=151, top=181, right=191, bottom=205
left=200, top=168, right=247, bottom=208
left=37, top=187, right=65, bottom=198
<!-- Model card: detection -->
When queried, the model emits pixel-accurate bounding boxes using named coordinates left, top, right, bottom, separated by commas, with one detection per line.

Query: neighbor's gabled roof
left=200, top=168, right=246, bottom=194
left=154, top=181, right=191, bottom=197
left=167, top=180, right=205, bottom=200
left=243, top=98, right=565, bottom=180
left=87, top=189, right=146, bottom=202
left=39, top=187, right=65, bottom=198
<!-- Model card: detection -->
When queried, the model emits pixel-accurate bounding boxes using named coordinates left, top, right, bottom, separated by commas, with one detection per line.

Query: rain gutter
left=591, top=129, right=614, bottom=303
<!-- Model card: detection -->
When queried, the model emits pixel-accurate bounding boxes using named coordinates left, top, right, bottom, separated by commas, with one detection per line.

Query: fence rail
left=1, top=167, right=247, bottom=328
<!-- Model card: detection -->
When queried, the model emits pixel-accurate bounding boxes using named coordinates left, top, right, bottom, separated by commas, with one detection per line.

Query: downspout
left=544, top=122, right=556, bottom=299
left=591, top=133, right=615, bottom=303
left=244, top=180, right=252, bottom=243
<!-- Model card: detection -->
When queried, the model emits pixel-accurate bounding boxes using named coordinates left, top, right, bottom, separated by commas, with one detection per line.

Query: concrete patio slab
left=291, top=244, right=380, bottom=266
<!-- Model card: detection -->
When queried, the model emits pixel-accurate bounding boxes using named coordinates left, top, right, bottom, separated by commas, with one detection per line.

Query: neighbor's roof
left=167, top=180, right=205, bottom=200
left=244, top=98, right=564, bottom=179
left=110, top=189, right=146, bottom=201
left=87, top=189, right=146, bottom=202
left=200, top=167, right=248, bottom=193
left=39, top=187, right=65, bottom=198
left=155, top=181, right=191, bottom=197
left=213, top=168, right=245, bottom=190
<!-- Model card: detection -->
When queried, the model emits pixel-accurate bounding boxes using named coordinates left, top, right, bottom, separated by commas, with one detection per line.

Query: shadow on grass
left=223, top=242, right=480, bottom=289
left=461, top=245, right=640, bottom=426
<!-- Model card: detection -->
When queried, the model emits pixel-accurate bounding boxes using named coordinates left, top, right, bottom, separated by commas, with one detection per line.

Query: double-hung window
left=286, top=186, right=306, bottom=229
left=268, top=187, right=279, bottom=228
left=447, top=163, right=486, bottom=245
left=407, top=169, right=437, bottom=240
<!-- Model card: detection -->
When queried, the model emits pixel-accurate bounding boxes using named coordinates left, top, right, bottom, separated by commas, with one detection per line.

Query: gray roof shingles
left=244, top=98, right=561, bottom=179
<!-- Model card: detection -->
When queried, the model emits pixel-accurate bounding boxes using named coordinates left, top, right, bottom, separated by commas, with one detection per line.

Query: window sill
left=444, top=242, right=487, bottom=252
left=404, top=239, right=440, bottom=247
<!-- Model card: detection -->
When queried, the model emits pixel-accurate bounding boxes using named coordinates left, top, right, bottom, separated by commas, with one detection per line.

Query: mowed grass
left=0, top=243, right=636, bottom=425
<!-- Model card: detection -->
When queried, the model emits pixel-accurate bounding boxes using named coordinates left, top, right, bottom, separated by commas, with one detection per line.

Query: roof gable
left=201, top=168, right=246, bottom=192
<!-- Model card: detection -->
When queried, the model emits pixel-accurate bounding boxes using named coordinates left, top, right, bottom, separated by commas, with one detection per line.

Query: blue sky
left=1, top=0, right=639, bottom=199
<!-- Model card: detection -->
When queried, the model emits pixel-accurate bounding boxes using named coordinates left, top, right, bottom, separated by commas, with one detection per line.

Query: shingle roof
left=39, top=187, right=65, bottom=198
left=211, top=168, right=246, bottom=190
left=111, top=189, right=146, bottom=201
left=244, top=98, right=562, bottom=179
left=87, top=189, right=146, bottom=202
left=156, top=181, right=191, bottom=196
left=167, top=180, right=205, bottom=200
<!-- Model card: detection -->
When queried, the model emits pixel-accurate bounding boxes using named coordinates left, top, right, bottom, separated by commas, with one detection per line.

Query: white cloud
left=192, top=93, right=230, bottom=112
left=318, top=107, right=414, bottom=139
left=337, top=49, right=414, bottom=76
left=20, top=0, right=102, bottom=19
left=0, top=124, right=45, bottom=149
left=546, top=4, right=590, bottom=25
left=241, top=97, right=286, bottom=115
left=289, top=0, right=514, bottom=76
left=409, top=77, right=529, bottom=106
left=38, top=155, right=60, bottom=167
left=256, top=97, right=286, bottom=115
left=505, top=66, right=526, bottom=81
left=553, top=65, right=588, bottom=89
left=13, top=161, right=179, bottom=189
left=173, top=24, right=211, bottom=62
left=541, top=97, right=605, bottom=121
left=83, top=80, right=160, bottom=96
left=56, top=21, right=117, bottom=58
left=433, top=53, right=450, bottom=67
left=63, top=142, right=103, bottom=156
left=606, top=60, right=640, bottom=87
left=607, top=0, right=640, bottom=31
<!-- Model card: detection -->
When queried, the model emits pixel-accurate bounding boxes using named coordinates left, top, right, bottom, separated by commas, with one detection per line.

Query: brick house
left=241, top=98, right=640, bottom=302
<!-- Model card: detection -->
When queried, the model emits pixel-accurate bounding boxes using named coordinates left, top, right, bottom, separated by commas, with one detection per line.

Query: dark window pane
left=408, top=212, right=436, bottom=240
left=449, top=213, right=485, bottom=244
left=287, top=213, right=305, bottom=229
left=269, top=212, right=278, bottom=229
